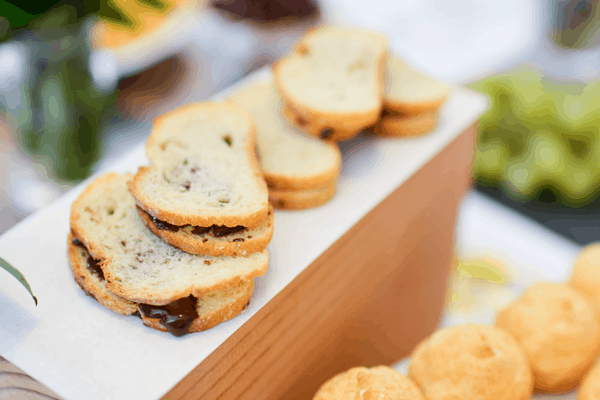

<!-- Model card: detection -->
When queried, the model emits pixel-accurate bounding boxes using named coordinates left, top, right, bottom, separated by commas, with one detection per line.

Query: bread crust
left=273, top=27, right=387, bottom=142
left=263, top=161, right=340, bottom=191
left=374, top=111, right=438, bottom=138
left=68, top=233, right=138, bottom=316
left=228, top=80, right=342, bottom=191
left=382, top=53, right=451, bottom=116
left=138, top=204, right=274, bottom=256
left=70, top=173, right=269, bottom=305
left=269, top=181, right=336, bottom=210
left=129, top=166, right=268, bottom=228
left=281, top=102, right=364, bottom=142
left=384, top=98, right=447, bottom=116
left=129, top=102, right=269, bottom=228
left=68, top=236, right=254, bottom=335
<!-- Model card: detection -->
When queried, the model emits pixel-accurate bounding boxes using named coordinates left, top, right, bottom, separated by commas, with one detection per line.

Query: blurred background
left=1, top=0, right=600, bottom=245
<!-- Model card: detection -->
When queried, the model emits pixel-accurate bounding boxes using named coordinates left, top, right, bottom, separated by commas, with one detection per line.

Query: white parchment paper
left=0, top=69, right=487, bottom=400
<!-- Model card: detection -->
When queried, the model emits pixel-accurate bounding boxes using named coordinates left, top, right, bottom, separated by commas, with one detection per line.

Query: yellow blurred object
left=455, top=258, right=507, bottom=285
left=92, top=0, right=201, bottom=50
left=446, top=255, right=516, bottom=313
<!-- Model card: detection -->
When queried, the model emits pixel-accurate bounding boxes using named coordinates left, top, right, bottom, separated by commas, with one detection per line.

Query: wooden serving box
left=0, top=67, right=486, bottom=399
left=165, top=125, right=477, bottom=400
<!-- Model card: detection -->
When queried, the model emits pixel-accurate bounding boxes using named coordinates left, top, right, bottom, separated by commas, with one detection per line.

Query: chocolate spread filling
left=320, top=128, right=333, bottom=140
left=72, top=237, right=105, bottom=280
left=139, top=296, right=199, bottom=337
left=72, top=237, right=199, bottom=337
left=138, top=207, right=247, bottom=237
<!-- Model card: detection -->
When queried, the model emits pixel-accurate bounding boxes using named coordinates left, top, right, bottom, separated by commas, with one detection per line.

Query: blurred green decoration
left=0, top=2, right=114, bottom=181
left=1, top=0, right=167, bottom=182
left=470, top=67, right=600, bottom=207
left=25, top=48, right=119, bottom=181
left=0, top=256, right=37, bottom=305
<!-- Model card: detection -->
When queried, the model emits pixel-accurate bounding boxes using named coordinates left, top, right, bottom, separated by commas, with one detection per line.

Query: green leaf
left=0, top=257, right=37, bottom=305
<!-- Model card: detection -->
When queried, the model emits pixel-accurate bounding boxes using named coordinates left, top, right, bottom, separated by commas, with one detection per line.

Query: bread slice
left=68, top=235, right=254, bottom=336
left=129, top=102, right=269, bottom=228
left=137, top=204, right=274, bottom=257
left=383, top=54, right=451, bottom=116
left=374, top=110, right=438, bottom=137
left=70, top=173, right=269, bottom=305
left=273, top=25, right=387, bottom=141
left=269, top=181, right=336, bottom=210
left=229, top=80, right=342, bottom=191
left=68, top=233, right=138, bottom=316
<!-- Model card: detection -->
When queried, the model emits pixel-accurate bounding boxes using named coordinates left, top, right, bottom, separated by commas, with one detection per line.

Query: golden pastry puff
left=408, top=324, right=533, bottom=400
left=313, top=366, right=425, bottom=400
left=569, top=243, right=600, bottom=321
left=579, top=362, right=600, bottom=400
left=496, top=283, right=600, bottom=392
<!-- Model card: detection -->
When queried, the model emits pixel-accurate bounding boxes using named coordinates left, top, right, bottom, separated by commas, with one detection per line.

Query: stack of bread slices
left=230, top=78, right=342, bottom=210
left=69, top=103, right=273, bottom=336
left=273, top=25, right=452, bottom=141
left=68, top=25, right=454, bottom=336
left=226, top=26, right=451, bottom=210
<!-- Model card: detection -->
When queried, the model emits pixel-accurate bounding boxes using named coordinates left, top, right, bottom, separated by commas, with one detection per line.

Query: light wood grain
left=0, top=356, right=61, bottom=400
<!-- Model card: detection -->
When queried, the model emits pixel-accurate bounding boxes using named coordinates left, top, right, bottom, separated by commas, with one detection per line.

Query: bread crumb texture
left=130, top=102, right=269, bottom=227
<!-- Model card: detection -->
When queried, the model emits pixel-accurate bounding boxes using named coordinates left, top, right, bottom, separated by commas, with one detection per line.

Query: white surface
left=455, top=191, right=581, bottom=286
left=321, top=0, right=548, bottom=83
left=0, top=69, right=487, bottom=400
left=392, top=190, right=582, bottom=399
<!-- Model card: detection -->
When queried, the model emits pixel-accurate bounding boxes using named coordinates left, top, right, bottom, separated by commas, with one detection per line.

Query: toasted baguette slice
left=374, top=111, right=438, bottom=138
left=68, top=233, right=138, bottom=316
left=230, top=80, right=342, bottom=191
left=70, top=173, right=268, bottom=305
left=269, top=181, right=336, bottom=210
left=273, top=25, right=387, bottom=141
left=129, top=102, right=269, bottom=228
left=68, top=235, right=254, bottom=336
left=383, top=54, right=451, bottom=116
left=138, top=204, right=274, bottom=257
